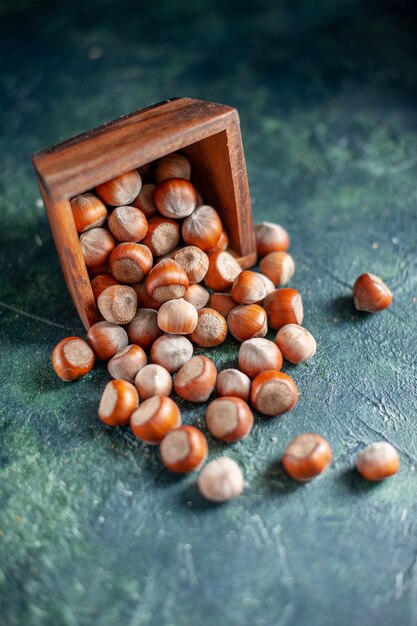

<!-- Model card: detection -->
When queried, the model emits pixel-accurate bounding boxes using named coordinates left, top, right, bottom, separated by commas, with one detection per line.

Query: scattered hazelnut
left=255, top=222, right=290, bottom=258
left=174, top=355, right=217, bottom=402
left=145, top=258, right=189, bottom=303
left=80, top=227, right=115, bottom=268
left=260, top=251, right=295, bottom=286
left=251, top=370, right=298, bottom=416
left=189, top=307, right=228, bottom=348
left=151, top=335, right=194, bottom=373
left=155, top=153, right=191, bottom=183
left=130, top=395, right=181, bottom=444
left=98, top=379, right=138, bottom=426
left=171, top=246, right=209, bottom=284
left=154, top=178, right=196, bottom=218
left=87, top=321, right=128, bottom=361
left=95, top=170, right=142, bottom=206
left=109, top=242, right=153, bottom=283
left=275, top=324, right=316, bottom=364
left=126, top=308, right=162, bottom=351
left=70, top=193, right=107, bottom=233
left=356, top=442, right=400, bottom=481
left=135, top=364, right=172, bottom=400
left=52, top=336, right=94, bottom=381
left=205, top=251, right=242, bottom=292
left=182, top=205, right=223, bottom=251
left=198, top=457, right=244, bottom=502
left=183, top=284, right=210, bottom=310
left=238, top=338, right=283, bottom=379
left=227, top=304, right=267, bottom=342
left=353, top=273, right=393, bottom=312
left=205, top=397, right=254, bottom=442
left=97, top=285, right=137, bottom=324
left=141, top=216, right=180, bottom=256
left=231, top=270, right=270, bottom=304
left=108, top=205, right=148, bottom=242
left=216, top=369, right=251, bottom=402
left=157, top=298, right=198, bottom=334
left=263, top=288, right=304, bottom=330
left=282, top=433, right=332, bottom=481
left=108, top=344, right=147, bottom=382
left=207, top=292, right=238, bottom=318
left=160, top=425, right=208, bottom=473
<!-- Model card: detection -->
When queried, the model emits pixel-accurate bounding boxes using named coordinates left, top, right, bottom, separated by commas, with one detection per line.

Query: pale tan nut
left=198, top=457, right=244, bottom=502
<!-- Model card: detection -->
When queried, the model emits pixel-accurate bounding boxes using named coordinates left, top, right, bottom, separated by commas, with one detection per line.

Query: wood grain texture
left=32, top=98, right=256, bottom=329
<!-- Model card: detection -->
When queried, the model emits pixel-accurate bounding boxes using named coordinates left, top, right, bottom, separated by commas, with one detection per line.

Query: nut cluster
left=52, top=156, right=397, bottom=501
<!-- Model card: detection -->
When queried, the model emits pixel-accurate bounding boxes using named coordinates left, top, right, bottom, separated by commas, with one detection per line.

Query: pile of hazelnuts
left=51, top=153, right=398, bottom=502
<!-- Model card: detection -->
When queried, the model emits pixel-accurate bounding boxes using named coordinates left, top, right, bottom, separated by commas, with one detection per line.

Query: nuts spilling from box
left=52, top=154, right=397, bottom=502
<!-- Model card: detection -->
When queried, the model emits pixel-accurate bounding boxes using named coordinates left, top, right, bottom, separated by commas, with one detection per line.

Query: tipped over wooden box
left=32, top=97, right=256, bottom=330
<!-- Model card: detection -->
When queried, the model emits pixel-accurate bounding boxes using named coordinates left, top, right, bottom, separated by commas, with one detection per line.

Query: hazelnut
left=155, top=153, right=191, bottom=183
left=282, top=433, right=332, bottom=481
left=98, top=379, right=138, bottom=426
left=130, top=395, right=181, bottom=444
left=182, top=205, right=223, bottom=251
left=154, top=178, right=196, bottom=219
left=260, top=251, right=295, bottom=286
left=207, top=229, right=229, bottom=254
left=97, top=285, right=137, bottom=324
left=87, top=321, right=128, bottom=361
left=70, top=193, right=107, bottom=233
left=108, top=206, right=148, bottom=242
left=90, top=274, right=120, bottom=300
left=95, top=170, right=142, bottom=206
left=251, top=370, right=298, bottom=416
left=263, top=288, right=304, bottom=330
left=131, top=183, right=158, bottom=218
left=157, top=298, right=198, bottom=334
left=108, top=344, right=147, bottom=382
left=353, top=273, right=392, bottom=312
left=174, top=355, right=217, bottom=402
left=189, top=308, right=228, bottom=348
left=135, top=364, right=172, bottom=400
left=171, top=246, right=209, bottom=284
left=183, top=284, right=210, bottom=310
left=145, top=258, right=189, bottom=303
left=160, top=425, right=208, bottom=473
left=275, top=324, right=316, bottom=364
left=207, top=292, right=238, bottom=319
left=205, top=251, right=242, bottom=292
left=198, top=457, right=244, bottom=503
left=126, top=308, right=162, bottom=351
left=80, top=227, right=115, bottom=268
left=238, top=337, right=283, bottom=379
left=231, top=270, right=270, bottom=304
left=227, top=304, right=267, bottom=342
left=255, top=222, right=290, bottom=258
left=205, top=397, right=254, bottom=442
left=109, top=243, right=153, bottom=283
left=216, top=369, right=251, bottom=402
left=52, top=336, right=94, bottom=381
left=151, top=335, right=194, bottom=373
left=141, top=216, right=180, bottom=256
left=356, top=442, right=400, bottom=481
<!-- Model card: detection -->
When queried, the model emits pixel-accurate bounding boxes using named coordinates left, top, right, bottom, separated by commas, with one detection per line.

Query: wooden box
left=32, top=97, right=256, bottom=330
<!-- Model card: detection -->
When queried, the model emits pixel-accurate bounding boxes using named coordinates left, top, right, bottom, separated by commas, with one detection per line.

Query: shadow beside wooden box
left=32, top=97, right=257, bottom=330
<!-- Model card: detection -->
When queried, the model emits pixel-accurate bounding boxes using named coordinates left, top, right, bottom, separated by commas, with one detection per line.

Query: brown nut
left=182, top=205, right=222, bottom=251
left=71, top=193, right=107, bottom=233
left=251, top=370, right=298, bottom=416
left=109, top=243, right=153, bottom=283
left=52, top=337, right=94, bottom=382
left=189, top=308, right=228, bottom=348
left=154, top=178, right=196, bottom=219
left=95, top=170, right=142, bottom=206
left=160, top=425, right=208, bottom=473
left=130, top=395, right=182, bottom=444
left=238, top=338, right=283, bottom=379
left=205, top=397, right=254, bottom=442
left=353, top=273, right=393, bottom=312
left=227, top=304, right=267, bottom=342
left=98, top=379, right=139, bottom=426
left=263, top=288, right=304, bottom=330
left=282, top=433, right=332, bottom=481
left=174, top=355, right=217, bottom=402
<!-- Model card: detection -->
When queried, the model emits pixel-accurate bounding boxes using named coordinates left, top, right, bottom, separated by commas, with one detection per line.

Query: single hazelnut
left=87, top=321, right=128, bottom=361
left=171, top=246, right=209, bottom=284
left=205, top=397, right=254, bottom=442
left=151, top=335, right=194, bottom=373
left=282, top=433, right=332, bottom=481
left=135, top=364, right=172, bottom=400
left=216, top=369, right=251, bottom=402
left=97, top=285, right=137, bottom=324
left=251, top=370, right=298, bottom=416
left=227, top=304, right=268, bottom=342
left=275, top=324, right=316, bottom=364
left=95, top=170, right=142, bottom=206
left=70, top=193, right=107, bottom=233
left=353, top=273, right=393, bottom=312
left=130, top=395, right=181, bottom=444
left=205, top=251, right=242, bottom=292
left=80, top=227, right=116, bottom=268
left=183, top=284, right=210, bottom=310
left=98, top=379, right=138, bottom=426
left=198, top=457, right=244, bottom=503
left=109, top=243, right=153, bottom=283
left=108, top=206, right=148, bottom=242
left=52, top=336, right=94, bottom=381
left=207, top=292, right=238, bottom=319
left=231, top=270, right=270, bottom=304
left=108, top=344, right=147, bottom=382
left=90, top=274, right=120, bottom=300
left=174, top=355, right=217, bottom=402
left=131, top=183, right=158, bottom=218
left=263, top=288, right=304, bottom=330
left=126, top=308, right=162, bottom=351
left=157, top=298, right=198, bottom=334
left=356, top=442, right=399, bottom=481
left=255, top=222, right=290, bottom=257
left=182, top=205, right=222, bottom=251
left=155, top=153, right=191, bottom=183
left=189, top=308, right=228, bottom=348
left=141, top=216, right=180, bottom=256
left=238, top=337, right=283, bottom=379
left=145, top=258, right=189, bottom=303
left=154, top=178, right=196, bottom=219
left=260, top=251, right=295, bottom=286
left=160, top=425, right=208, bottom=473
